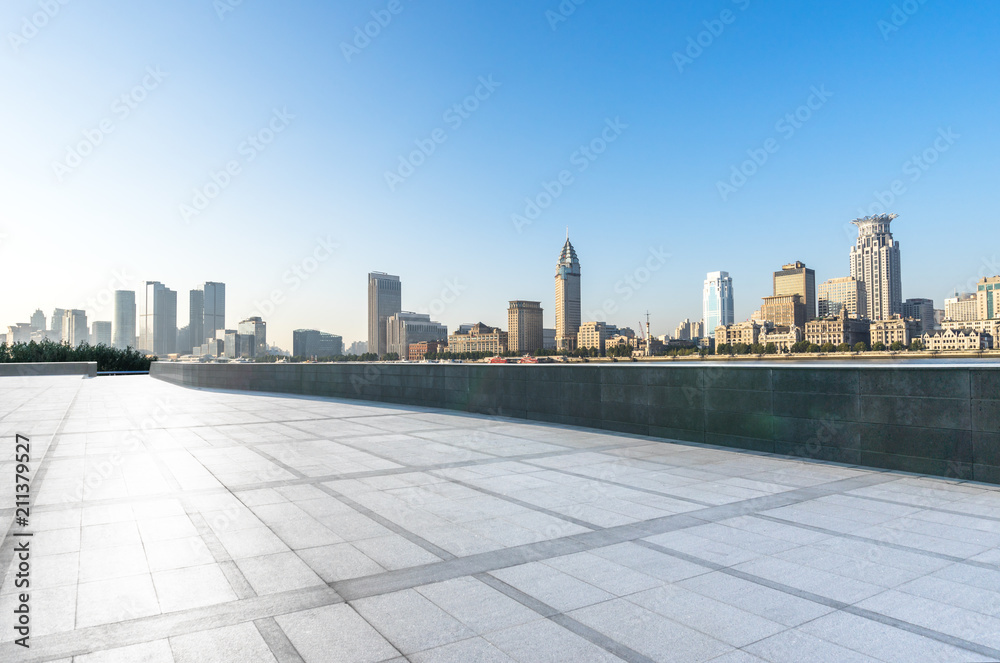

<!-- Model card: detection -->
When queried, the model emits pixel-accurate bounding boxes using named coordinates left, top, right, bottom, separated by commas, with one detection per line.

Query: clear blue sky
left=1, top=0, right=997, bottom=349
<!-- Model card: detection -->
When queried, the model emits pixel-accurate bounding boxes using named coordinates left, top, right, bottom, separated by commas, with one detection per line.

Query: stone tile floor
left=1, top=375, right=999, bottom=662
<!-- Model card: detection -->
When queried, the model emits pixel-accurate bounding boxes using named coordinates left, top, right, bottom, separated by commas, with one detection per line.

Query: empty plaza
left=2, top=374, right=1000, bottom=662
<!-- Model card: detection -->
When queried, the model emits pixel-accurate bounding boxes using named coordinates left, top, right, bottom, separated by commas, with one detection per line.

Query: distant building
left=29, top=310, right=45, bottom=332
left=347, top=341, right=368, bottom=356
left=368, top=272, right=401, bottom=357
left=62, top=310, right=88, bottom=348
left=759, top=294, right=806, bottom=328
left=902, top=298, right=935, bottom=334
left=554, top=237, right=581, bottom=351
left=51, top=308, right=66, bottom=342
left=759, top=325, right=802, bottom=353
left=91, top=321, right=112, bottom=347
left=292, top=330, right=344, bottom=358
left=804, top=309, right=871, bottom=348
left=203, top=282, right=226, bottom=340
left=944, top=293, right=978, bottom=322
left=773, top=262, right=816, bottom=320
left=715, top=321, right=764, bottom=347
left=941, top=318, right=1000, bottom=337
left=6, top=323, right=32, bottom=345
left=386, top=312, right=447, bottom=358
left=673, top=318, right=703, bottom=341
left=870, top=316, right=921, bottom=347
left=508, top=301, right=543, bottom=354
left=977, top=276, right=1000, bottom=320
left=113, top=290, right=137, bottom=350
left=238, top=317, right=267, bottom=356
left=189, top=289, right=205, bottom=352
left=409, top=340, right=445, bottom=361
left=543, top=328, right=556, bottom=351
left=140, top=282, right=177, bottom=355
left=577, top=321, right=610, bottom=353
left=703, top=271, right=734, bottom=338
left=922, top=328, right=993, bottom=351
left=818, top=277, right=861, bottom=318
left=176, top=326, right=191, bottom=355
left=850, top=214, right=902, bottom=320
left=447, top=322, right=507, bottom=355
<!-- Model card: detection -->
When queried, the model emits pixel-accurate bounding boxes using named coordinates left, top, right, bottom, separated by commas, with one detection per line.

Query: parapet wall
left=150, top=362, right=1000, bottom=485
left=0, top=362, right=97, bottom=377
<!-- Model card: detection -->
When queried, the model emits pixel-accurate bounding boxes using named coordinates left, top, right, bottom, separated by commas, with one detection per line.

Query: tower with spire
left=555, top=234, right=581, bottom=351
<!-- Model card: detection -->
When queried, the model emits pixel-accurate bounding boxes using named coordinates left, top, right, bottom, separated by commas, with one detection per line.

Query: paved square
left=2, top=374, right=1000, bottom=662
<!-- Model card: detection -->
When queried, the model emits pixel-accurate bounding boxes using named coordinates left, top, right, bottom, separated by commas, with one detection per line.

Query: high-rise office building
left=29, top=310, right=45, bottom=332
left=140, top=281, right=177, bottom=355
left=850, top=214, right=902, bottom=320
left=818, top=277, right=861, bottom=318
left=773, top=261, right=816, bottom=320
left=703, top=271, right=734, bottom=337
left=189, top=289, right=205, bottom=351
left=62, top=310, right=88, bottom=347
left=112, top=290, right=136, bottom=350
left=508, top=301, right=544, bottom=354
left=759, top=294, right=806, bottom=328
left=91, top=321, right=112, bottom=346
left=203, top=282, right=226, bottom=339
left=238, top=317, right=267, bottom=355
left=293, top=330, right=344, bottom=358
left=945, top=293, right=978, bottom=322
left=902, top=298, right=935, bottom=334
left=51, top=308, right=66, bottom=341
left=386, top=312, right=447, bottom=358
left=554, top=237, right=581, bottom=351
left=977, top=276, right=1000, bottom=320
left=368, top=272, right=402, bottom=357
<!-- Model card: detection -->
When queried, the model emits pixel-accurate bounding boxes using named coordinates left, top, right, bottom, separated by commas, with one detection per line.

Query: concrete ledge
left=0, top=362, right=97, bottom=378
left=150, top=362, right=1000, bottom=485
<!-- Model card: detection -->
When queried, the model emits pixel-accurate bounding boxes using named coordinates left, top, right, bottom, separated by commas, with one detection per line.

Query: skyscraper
left=62, top=310, right=88, bottom=347
left=91, top=321, right=112, bottom=346
left=368, top=272, right=401, bottom=357
left=818, top=277, right=861, bottom=318
left=140, top=281, right=177, bottom=355
left=554, top=236, right=581, bottom=351
left=508, top=301, right=544, bottom=354
left=51, top=308, right=66, bottom=341
left=29, top=309, right=45, bottom=332
left=850, top=214, right=902, bottom=321
left=189, top=289, right=205, bottom=351
left=237, top=317, right=267, bottom=355
left=902, top=298, right=935, bottom=334
left=703, top=271, right=734, bottom=337
left=773, top=261, right=816, bottom=320
left=203, top=282, right=226, bottom=339
left=112, top=290, right=136, bottom=350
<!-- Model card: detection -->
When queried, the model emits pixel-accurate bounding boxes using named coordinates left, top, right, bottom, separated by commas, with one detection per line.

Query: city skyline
left=2, top=3, right=998, bottom=349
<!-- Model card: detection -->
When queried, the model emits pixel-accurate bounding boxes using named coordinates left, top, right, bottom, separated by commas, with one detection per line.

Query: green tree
left=890, top=341, right=904, bottom=351
left=764, top=342, right=777, bottom=355
left=910, top=339, right=925, bottom=351
left=872, top=341, right=886, bottom=352
left=853, top=341, right=867, bottom=352
left=791, top=340, right=810, bottom=353
left=836, top=343, right=851, bottom=353
left=807, top=343, right=821, bottom=353
left=820, top=342, right=835, bottom=353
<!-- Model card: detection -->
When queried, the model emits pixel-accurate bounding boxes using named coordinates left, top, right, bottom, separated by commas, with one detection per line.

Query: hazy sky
left=2, top=1, right=997, bottom=349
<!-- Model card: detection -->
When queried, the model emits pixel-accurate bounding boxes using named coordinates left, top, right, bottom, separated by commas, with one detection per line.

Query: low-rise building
left=870, top=316, right=922, bottom=347
left=759, top=325, right=802, bottom=352
left=409, top=340, right=445, bottom=361
left=941, top=318, right=1000, bottom=337
left=804, top=309, right=870, bottom=347
left=715, top=321, right=764, bottom=347
left=447, top=322, right=507, bottom=355
left=944, top=293, right=978, bottom=322
left=577, top=321, right=610, bottom=353
left=922, top=328, right=993, bottom=351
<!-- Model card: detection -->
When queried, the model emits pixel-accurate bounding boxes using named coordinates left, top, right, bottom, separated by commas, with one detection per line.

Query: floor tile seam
left=0, top=584, right=343, bottom=662
left=518, top=463, right=717, bottom=508
left=750, top=513, right=999, bottom=571
left=0, top=380, right=85, bottom=593
left=471, top=572, right=657, bottom=663
left=252, top=616, right=307, bottom=663
left=634, top=539, right=1000, bottom=661
left=843, top=492, right=1000, bottom=525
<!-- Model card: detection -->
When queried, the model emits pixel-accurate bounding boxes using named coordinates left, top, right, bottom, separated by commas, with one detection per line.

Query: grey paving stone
left=169, top=622, right=278, bottom=663
left=275, top=604, right=400, bottom=663
left=351, top=589, right=477, bottom=654
left=483, top=618, right=625, bottom=663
